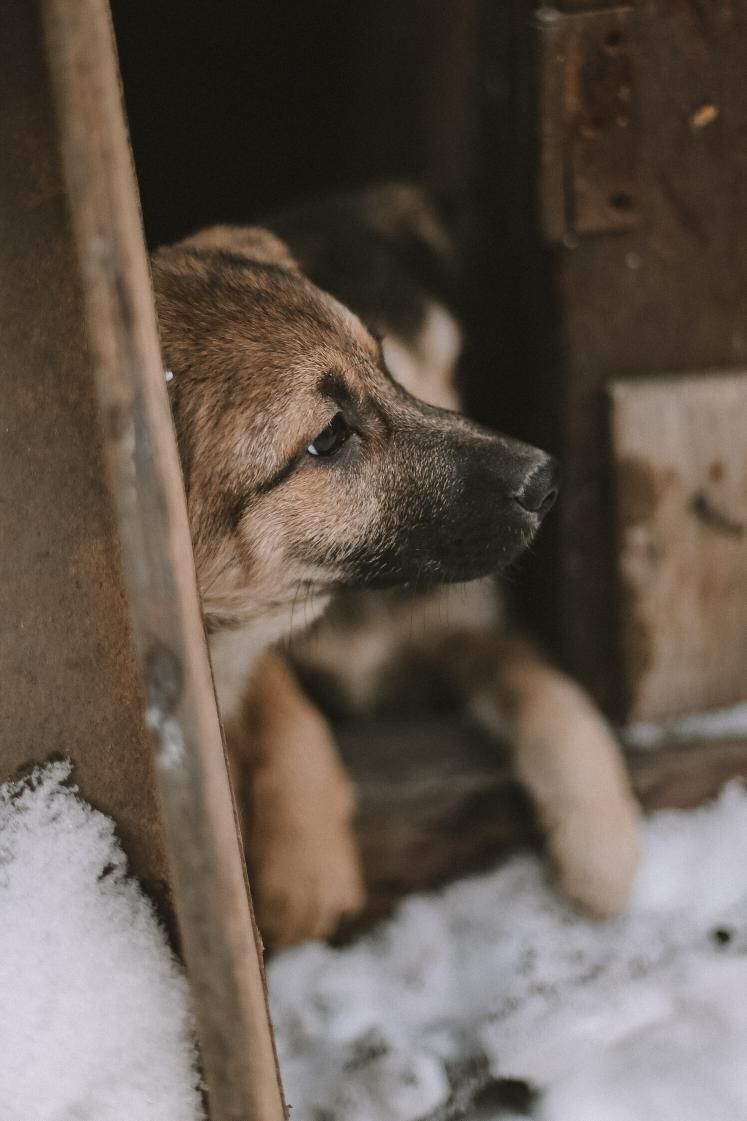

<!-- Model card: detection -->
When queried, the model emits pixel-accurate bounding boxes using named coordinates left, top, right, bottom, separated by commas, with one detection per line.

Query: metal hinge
left=537, top=4, right=638, bottom=243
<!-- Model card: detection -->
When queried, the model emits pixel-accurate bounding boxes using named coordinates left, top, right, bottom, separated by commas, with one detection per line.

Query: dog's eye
left=307, top=413, right=351, bottom=457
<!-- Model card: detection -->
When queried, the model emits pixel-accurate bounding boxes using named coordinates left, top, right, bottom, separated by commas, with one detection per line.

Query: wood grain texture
left=0, top=2, right=169, bottom=897
left=41, top=1, right=286, bottom=1116
left=610, top=372, right=747, bottom=720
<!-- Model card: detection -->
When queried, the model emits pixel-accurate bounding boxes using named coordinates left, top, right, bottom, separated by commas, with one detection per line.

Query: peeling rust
left=537, top=5, right=638, bottom=241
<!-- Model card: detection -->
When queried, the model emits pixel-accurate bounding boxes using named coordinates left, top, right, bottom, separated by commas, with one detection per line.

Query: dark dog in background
left=219, top=185, right=641, bottom=947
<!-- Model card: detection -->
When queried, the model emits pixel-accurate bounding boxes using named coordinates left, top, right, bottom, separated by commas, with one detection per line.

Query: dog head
left=152, top=230, right=558, bottom=639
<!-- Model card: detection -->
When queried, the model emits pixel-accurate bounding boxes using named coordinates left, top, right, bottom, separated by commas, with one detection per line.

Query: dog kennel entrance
left=0, top=2, right=286, bottom=1117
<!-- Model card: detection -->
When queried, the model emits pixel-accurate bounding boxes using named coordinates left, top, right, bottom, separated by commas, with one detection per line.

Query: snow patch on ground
left=0, top=761, right=204, bottom=1121
left=623, top=701, right=747, bottom=749
left=3, top=760, right=746, bottom=1121
left=269, top=784, right=747, bottom=1121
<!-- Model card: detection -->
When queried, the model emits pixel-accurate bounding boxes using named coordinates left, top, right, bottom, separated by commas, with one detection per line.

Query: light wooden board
left=610, top=372, right=747, bottom=721
left=40, top=1, right=286, bottom=1116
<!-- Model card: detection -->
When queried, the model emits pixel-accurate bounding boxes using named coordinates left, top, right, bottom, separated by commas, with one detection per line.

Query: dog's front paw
left=546, top=794, right=640, bottom=919
left=248, top=754, right=365, bottom=949
left=253, top=820, right=365, bottom=950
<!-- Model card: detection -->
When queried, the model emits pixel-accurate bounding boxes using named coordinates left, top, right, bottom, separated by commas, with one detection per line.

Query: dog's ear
left=360, top=183, right=454, bottom=265
left=175, top=224, right=300, bottom=272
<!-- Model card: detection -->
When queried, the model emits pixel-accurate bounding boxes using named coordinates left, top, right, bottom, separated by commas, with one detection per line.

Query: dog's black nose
left=514, top=456, right=560, bottom=517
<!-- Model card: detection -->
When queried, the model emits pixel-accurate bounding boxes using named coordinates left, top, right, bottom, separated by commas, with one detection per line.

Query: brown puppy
left=151, top=221, right=560, bottom=942
left=224, top=185, right=641, bottom=947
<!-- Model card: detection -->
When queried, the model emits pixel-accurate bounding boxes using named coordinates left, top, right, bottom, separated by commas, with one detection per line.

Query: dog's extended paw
left=546, top=794, right=641, bottom=919
left=253, top=820, right=365, bottom=950
left=248, top=752, right=365, bottom=949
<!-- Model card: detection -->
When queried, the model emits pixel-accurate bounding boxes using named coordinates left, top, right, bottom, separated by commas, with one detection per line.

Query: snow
left=3, top=760, right=747, bottom=1121
left=0, top=761, right=204, bottom=1121
left=269, top=783, right=747, bottom=1121
left=624, top=700, right=747, bottom=749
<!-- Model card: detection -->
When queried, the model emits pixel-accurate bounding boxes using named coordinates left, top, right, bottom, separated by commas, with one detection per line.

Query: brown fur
left=152, top=229, right=558, bottom=728
left=220, top=185, right=640, bottom=946
left=234, top=650, right=364, bottom=946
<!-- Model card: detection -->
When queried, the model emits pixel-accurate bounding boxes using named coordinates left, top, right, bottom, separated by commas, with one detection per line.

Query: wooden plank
left=0, top=3, right=169, bottom=895
left=610, top=372, right=747, bottom=720
left=40, top=1, right=286, bottom=1117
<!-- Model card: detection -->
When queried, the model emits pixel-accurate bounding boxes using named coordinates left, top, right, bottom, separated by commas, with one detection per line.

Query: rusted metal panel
left=526, top=0, right=747, bottom=717
left=538, top=5, right=637, bottom=242
left=41, top=0, right=288, bottom=1116
left=610, top=372, right=747, bottom=721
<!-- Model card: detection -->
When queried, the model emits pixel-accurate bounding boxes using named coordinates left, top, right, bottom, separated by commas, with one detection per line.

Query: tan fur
left=229, top=186, right=641, bottom=944
left=177, top=224, right=300, bottom=271
left=359, top=182, right=455, bottom=265
left=247, top=593, right=640, bottom=940
left=154, top=192, right=636, bottom=947
left=152, top=210, right=561, bottom=948
left=452, top=633, right=641, bottom=918
left=229, top=651, right=364, bottom=947
left=153, top=233, right=383, bottom=707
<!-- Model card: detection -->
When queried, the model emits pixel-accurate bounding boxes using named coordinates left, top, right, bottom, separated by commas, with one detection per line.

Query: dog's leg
left=446, top=632, right=641, bottom=917
left=227, top=650, right=365, bottom=948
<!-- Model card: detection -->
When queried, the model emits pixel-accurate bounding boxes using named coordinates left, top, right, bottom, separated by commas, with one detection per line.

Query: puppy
left=222, top=185, right=641, bottom=946
left=150, top=218, right=560, bottom=941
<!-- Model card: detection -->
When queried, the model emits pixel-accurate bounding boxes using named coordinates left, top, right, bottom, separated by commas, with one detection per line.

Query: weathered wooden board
left=610, top=372, right=747, bottom=720
left=0, top=0, right=169, bottom=897
left=41, top=1, right=288, bottom=1117
left=0, top=1, right=286, bottom=1117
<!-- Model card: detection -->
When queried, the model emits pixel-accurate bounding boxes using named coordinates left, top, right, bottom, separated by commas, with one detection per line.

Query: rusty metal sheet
left=538, top=5, right=638, bottom=242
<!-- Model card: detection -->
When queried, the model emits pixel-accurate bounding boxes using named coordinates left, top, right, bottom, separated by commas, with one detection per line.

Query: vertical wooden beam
left=41, top=1, right=287, bottom=1117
